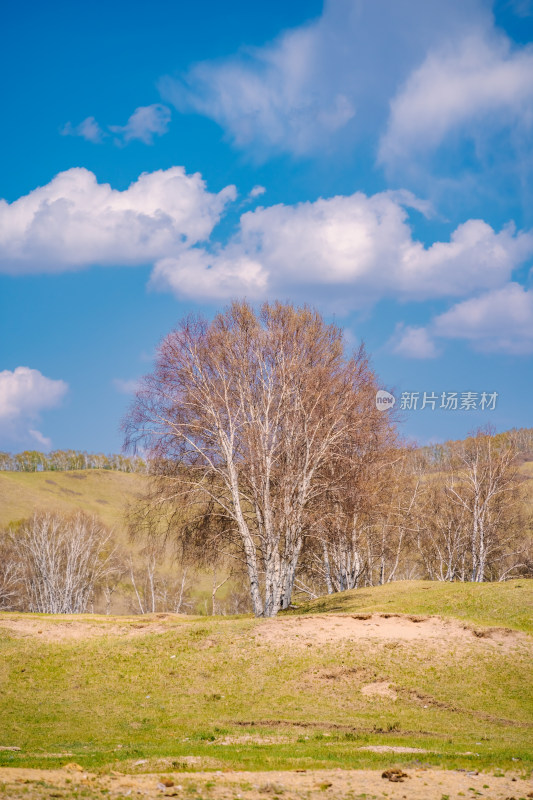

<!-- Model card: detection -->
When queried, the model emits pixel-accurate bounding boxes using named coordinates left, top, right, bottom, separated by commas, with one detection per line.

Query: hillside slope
left=0, top=469, right=148, bottom=534
left=289, top=578, right=533, bottom=633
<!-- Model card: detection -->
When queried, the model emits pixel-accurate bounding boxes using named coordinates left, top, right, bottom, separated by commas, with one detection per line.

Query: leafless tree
left=0, top=538, right=21, bottom=610
left=125, top=301, right=394, bottom=616
left=444, top=428, right=523, bottom=582
left=10, top=511, right=117, bottom=613
left=416, top=483, right=470, bottom=581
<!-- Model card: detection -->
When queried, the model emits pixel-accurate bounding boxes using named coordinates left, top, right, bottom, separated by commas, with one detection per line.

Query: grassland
left=0, top=580, right=531, bottom=784
left=0, top=469, right=147, bottom=535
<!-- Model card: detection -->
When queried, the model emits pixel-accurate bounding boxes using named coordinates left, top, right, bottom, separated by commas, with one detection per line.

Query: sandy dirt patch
left=0, top=612, right=528, bottom=653
left=361, top=680, right=398, bottom=700
left=255, top=612, right=526, bottom=651
left=0, top=766, right=531, bottom=800
left=0, top=614, right=188, bottom=643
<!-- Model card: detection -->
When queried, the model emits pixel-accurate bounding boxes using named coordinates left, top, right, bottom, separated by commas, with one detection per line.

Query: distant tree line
left=414, top=427, right=533, bottom=472
left=0, top=449, right=147, bottom=473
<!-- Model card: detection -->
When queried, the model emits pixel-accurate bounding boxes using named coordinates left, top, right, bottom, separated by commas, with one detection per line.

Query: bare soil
left=0, top=766, right=531, bottom=800
left=255, top=612, right=525, bottom=651
left=0, top=611, right=525, bottom=650
left=0, top=615, right=184, bottom=642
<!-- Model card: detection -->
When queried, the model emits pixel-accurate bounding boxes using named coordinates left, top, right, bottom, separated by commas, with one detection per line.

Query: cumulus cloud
left=61, top=116, right=106, bottom=143
left=0, top=167, right=236, bottom=274
left=110, top=104, right=171, bottom=145
left=432, top=282, right=533, bottom=354
left=160, top=0, right=486, bottom=158
left=379, top=32, right=533, bottom=168
left=150, top=190, right=533, bottom=307
left=0, top=367, right=68, bottom=449
left=391, top=325, right=439, bottom=359
left=3, top=166, right=531, bottom=314
left=393, top=282, right=533, bottom=356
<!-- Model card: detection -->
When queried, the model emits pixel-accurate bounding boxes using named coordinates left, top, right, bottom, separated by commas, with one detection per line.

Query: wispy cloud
left=393, top=282, right=533, bottom=356
left=62, top=104, right=171, bottom=146
left=109, top=104, right=171, bottom=145
left=249, top=185, right=266, bottom=199
left=379, top=32, right=533, bottom=169
left=113, top=378, right=141, bottom=395
left=432, top=282, right=533, bottom=354
left=61, top=116, right=106, bottom=143
left=391, top=325, right=439, bottom=359
left=159, top=0, right=491, bottom=159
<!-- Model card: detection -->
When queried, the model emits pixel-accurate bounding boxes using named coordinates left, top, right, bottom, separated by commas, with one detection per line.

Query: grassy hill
left=0, top=580, right=531, bottom=781
left=0, top=469, right=147, bottom=535
left=288, top=578, right=533, bottom=633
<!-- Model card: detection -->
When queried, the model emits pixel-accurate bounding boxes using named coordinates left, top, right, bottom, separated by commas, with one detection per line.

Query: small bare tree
left=0, top=538, right=21, bottom=610
left=125, top=301, right=394, bottom=617
left=11, top=511, right=117, bottom=613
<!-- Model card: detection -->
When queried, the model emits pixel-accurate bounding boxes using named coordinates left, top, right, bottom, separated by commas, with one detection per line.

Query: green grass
left=288, top=579, right=533, bottom=634
left=0, top=581, right=531, bottom=775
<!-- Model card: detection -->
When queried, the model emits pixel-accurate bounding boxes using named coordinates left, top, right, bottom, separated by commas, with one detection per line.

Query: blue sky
left=1, top=0, right=532, bottom=453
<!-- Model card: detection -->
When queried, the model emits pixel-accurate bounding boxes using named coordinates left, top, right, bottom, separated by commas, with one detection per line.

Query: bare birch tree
left=0, top=538, right=21, bottom=610
left=444, top=428, right=522, bottom=582
left=416, top=483, right=470, bottom=581
left=125, top=301, right=393, bottom=617
left=11, top=512, right=117, bottom=613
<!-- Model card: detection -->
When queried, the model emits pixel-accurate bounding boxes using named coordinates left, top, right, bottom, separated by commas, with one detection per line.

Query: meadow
left=0, top=580, right=531, bottom=800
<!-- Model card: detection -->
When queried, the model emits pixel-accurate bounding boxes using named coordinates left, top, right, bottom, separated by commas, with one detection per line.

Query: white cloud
left=152, top=250, right=268, bottom=301
left=0, top=367, right=68, bottom=449
left=110, top=104, right=171, bottom=145
left=379, top=32, right=533, bottom=168
left=160, top=0, right=486, bottom=157
left=61, top=116, right=106, bottom=143
left=432, top=282, right=533, bottom=354
left=0, top=167, right=236, bottom=274
left=249, top=185, right=266, bottom=199
left=391, top=325, right=439, bottom=359
left=150, top=190, right=533, bottom=307
left=3, top=167, right=531, bottom=314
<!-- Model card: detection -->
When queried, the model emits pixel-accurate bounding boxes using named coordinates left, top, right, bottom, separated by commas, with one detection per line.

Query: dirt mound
left=255, top=612, right=526, bottom=651
left=0, top=615, right=186, bottom=642
left=0, top=611, right=527, bottom=652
